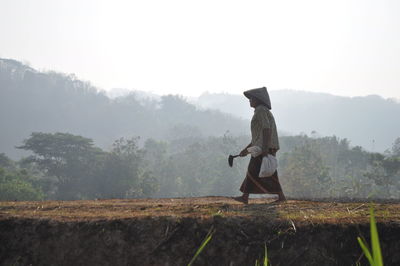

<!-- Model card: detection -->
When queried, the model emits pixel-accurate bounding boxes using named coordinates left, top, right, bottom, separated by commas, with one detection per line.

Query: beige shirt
left=251, top=105, right=280, bottom=150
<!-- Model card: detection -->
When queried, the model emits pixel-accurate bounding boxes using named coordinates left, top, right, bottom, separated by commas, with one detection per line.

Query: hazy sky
left=1, top=0, right=400, bottom=98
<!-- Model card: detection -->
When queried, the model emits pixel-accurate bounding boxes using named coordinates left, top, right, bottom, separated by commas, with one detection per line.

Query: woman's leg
left=278, top=191, right=286, bottom=201
left=232, top=193, right=249, bottom=204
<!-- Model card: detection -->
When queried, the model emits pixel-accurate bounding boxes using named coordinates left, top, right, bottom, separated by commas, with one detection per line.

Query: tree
left=0, top=153, right=14, bottom=169
left=142, top=139, right=177, bottom=197
left=17, top=132, right=101, bottom=199
left=391, top=137, right=400, bottom=157
left=88, top=137, right=158, bottom=199
left=280, top=142, right=330, bottom=198
left=0, top=167, right=44, bottom=201
left=364, top=153, right=400, bottom=196
left=17, top=132, right=157, bottom=200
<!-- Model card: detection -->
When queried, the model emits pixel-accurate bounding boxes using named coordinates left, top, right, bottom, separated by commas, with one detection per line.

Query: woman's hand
left=239, top=148, right=249, bottom=157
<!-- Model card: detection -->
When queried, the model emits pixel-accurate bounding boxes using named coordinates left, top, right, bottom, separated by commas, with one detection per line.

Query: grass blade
left=369, top=207, right=383, bottom=266
left=357, top=206, right=384, bottom=266
left=187, top=226, right=215, bottom=266
left=263, top=244, right=269, bottom=266
left=357, top=237, right=374, bottom=265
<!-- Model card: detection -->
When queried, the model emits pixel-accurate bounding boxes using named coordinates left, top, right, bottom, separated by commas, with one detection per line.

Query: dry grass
left=1, top=197, right=400, bottom=224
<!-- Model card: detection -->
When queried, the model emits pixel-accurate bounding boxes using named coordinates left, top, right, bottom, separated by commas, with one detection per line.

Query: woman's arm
left=239, top=143, right=252, bottom=156
left=262, top=128, right=272, bottom=156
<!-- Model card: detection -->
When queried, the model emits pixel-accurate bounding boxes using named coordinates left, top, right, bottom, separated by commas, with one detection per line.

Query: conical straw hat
left=243, top=87, right=271, bottom=109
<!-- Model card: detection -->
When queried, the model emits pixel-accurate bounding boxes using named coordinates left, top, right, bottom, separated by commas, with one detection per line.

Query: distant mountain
left=2, top=57, right=398, bottom=156
left=195, top=90, right=400, bottom=152
left=0, top=58, right=247, bottom=159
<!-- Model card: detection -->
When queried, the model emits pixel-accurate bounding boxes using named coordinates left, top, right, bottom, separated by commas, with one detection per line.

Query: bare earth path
left=1, top=197, right=400, bottom=265
left=1, top=196, right=400, bottom=223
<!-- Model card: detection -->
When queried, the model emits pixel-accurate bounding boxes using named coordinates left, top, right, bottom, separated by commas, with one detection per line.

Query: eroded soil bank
left=1, top=197, right=400, bottom=265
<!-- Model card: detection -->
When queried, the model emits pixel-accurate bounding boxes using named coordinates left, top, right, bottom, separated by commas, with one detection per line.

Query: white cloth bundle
left=247, top=146, right=277, bottom=177
left=259, top=154, right=278, bottom=177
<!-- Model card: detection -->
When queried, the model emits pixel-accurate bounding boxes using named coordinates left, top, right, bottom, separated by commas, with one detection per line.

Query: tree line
left=1, top=58, right=399, bottom=200
left=1, top=132, right=399, bottom=201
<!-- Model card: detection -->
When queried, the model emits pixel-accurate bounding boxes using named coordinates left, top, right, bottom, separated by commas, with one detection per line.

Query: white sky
left=1, top=0, right=400, bottom=98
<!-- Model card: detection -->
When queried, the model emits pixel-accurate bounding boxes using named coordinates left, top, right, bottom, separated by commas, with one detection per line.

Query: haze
left=1, top=0, right=400, bottom=98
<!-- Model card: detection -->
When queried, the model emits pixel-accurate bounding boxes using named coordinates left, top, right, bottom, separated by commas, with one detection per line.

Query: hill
left=1, top=197, right=400, bottom=265
left=196, top=91, right=400, bottom=152
left=0, top=58, right=247, bottom=159
left=2, top=57, right=399, bottom=156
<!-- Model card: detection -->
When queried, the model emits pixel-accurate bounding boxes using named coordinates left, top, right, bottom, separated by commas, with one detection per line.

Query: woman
left=233, top=87, right=286, bottom=204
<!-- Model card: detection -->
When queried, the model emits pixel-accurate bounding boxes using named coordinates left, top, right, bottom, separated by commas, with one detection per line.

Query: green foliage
left=279, top=139, right=330, bottom=198
left=3, top=131, right=400, bottom=200
left=140, top=133, right=249, bottom=198
left=363, top=152, right=400, bottom=197
left=17, top=133, right=157, bottom=200
left=255, top=244, right=269, bottom=266
left=357, top=207, right=383, bottom=266
left=0, top=153, right=14, bottom=169
left=17, top=132, right=96, bottom=159
left=17, top=132, right=101, bottom=199
left=91, top=137, right=157, bottom=199
left=278, top=135, right=400, bottom=199
left=0, top=167, right=44, bottom=201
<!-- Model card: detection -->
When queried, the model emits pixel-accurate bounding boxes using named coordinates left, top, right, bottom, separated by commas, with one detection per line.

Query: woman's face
left=249, top=97, right=258, bottom=108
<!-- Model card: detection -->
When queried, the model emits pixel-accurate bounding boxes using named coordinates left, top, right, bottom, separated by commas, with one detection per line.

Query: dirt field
left=1, top=197, right=400, bottom=265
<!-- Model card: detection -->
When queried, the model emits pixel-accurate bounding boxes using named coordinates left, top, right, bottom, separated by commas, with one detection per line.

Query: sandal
left=232, top=196, right=248, bottom=204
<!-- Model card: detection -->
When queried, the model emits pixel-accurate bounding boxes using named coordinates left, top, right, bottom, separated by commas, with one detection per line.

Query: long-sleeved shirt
left=250, top=105, right=280, bottom=151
